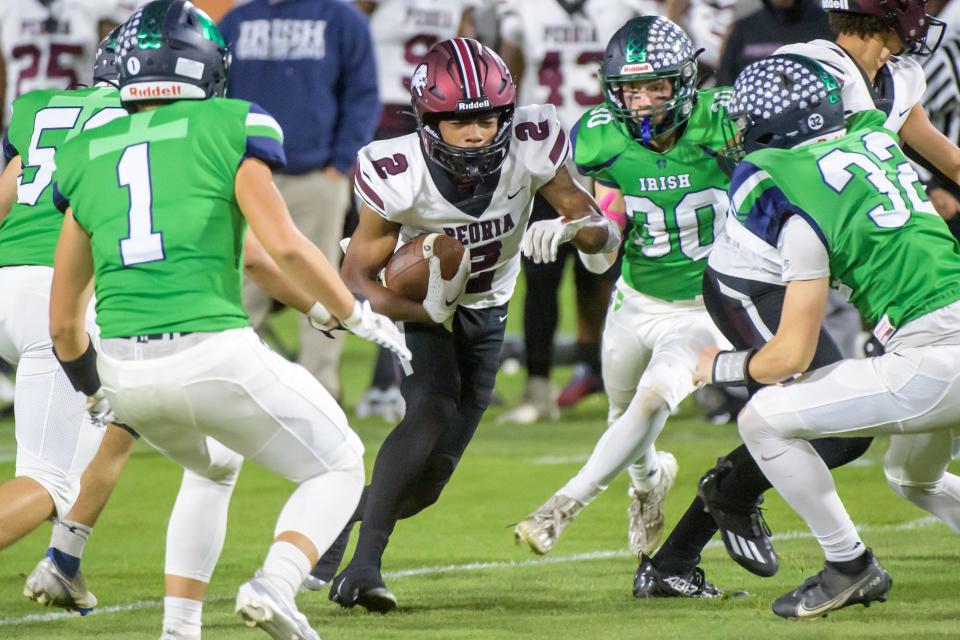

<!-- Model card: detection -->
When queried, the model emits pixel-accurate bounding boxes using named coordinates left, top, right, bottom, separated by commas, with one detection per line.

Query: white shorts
left=97, top=328, right=363, bottom=484
left=602, top=279, right=729, bottom=413
left=0, top=266, right=103, bottom=518
left=751, top=343, right=960, bottom=437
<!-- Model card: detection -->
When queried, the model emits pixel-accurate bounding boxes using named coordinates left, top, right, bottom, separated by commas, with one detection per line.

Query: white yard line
left=0, top=516, right=940, bottom=627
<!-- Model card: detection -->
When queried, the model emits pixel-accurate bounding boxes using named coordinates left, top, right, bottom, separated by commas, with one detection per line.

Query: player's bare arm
left=524, top=164, right=621, bottom=263
left=578, top=182, right=626, bottom=274
left=0, top=155, right=20, bottom=222
left=236, top=157, right=356, bottom=320
left=341, top=202, right=435, bottom=323
left=49, top=209, right=95, bottom=361
left=901, top=104, right=960, bottom=217
left=695, top=277, right=829, bottom=386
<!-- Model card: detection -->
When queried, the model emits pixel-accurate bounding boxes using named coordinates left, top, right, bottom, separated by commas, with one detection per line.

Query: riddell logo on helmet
left=821, top=0, right=849, bottom=9
left=457, top=98, right=491, bottom=111
left=620, top=63, right=653, bottom=74
left=127, top=84, right=183, bottom=98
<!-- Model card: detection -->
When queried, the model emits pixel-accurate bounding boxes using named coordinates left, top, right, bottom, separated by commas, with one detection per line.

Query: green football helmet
left=600, top=16, right=699, bottom=145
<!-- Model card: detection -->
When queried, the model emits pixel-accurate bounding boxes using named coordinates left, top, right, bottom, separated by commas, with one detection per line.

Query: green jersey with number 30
left=0, top=86, right=126, bottom=268
left=573, top=88, right=732, bottom=301
left=731, top=110, right=960, bottom=332
left=53, top=98, right=286, bottom=338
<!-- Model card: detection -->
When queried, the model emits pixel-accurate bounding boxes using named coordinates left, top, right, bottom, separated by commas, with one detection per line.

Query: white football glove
left=521, top=216, right=590, bottom=264
left=342, top=299, right=412, bottom=361
left=86, top=389, right=116, bottom=429
left=423, top=250, right=471, bottom=325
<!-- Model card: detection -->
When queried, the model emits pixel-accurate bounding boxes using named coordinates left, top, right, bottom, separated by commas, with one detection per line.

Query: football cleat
left=698, top=458, right=777, bottom=576
left=497, top=376, right=558, bottom=425
left=329, top=565, right=397, bottom=614
left=303, top=522, right=354, bottom=591
left=158, top=630, right=200, bottom=640
left=514, top=494, right=584, bottom=555
left=556, top=363, right=603, bottom=408
left=355, top=386, right=406, bottom=422
left=23, top=555, right=97, bottom=614
left=627, top=451, right=678, bottom=557
left=236, top=574, right=320, bottom=640
left=772, top=549, right=892, bottom=619
left=633, top=555, right=723, bottom=599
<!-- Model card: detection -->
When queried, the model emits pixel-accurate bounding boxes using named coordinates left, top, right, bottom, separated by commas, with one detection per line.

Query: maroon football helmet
left=822, top=0, right=945, bottom=55
left=410, top=38, right=516, bottom=178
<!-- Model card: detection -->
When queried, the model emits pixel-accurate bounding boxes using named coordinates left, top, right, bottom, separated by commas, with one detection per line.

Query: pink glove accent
left=598, top=191, right=626, bottom=228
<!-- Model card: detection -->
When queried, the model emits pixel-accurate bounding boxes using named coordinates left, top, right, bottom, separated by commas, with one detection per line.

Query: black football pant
left=345, top=304, right=506, bottom=570
left=523, top=194, right=614, bottom=378
left=652, top=267, right=873, bottom=573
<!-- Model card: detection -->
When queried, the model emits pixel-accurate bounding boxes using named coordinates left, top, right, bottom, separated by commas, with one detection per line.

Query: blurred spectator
left=352, top=0, right=479, bottom=421
left=0, top=0, right=142, bottom=129
left=496, top=0, right=644, bottom=424
left=716, top=0, right=830, bottom=86
left=668, top=0, right=738, bottom=76
left=219, top=0, right=381, bottom=400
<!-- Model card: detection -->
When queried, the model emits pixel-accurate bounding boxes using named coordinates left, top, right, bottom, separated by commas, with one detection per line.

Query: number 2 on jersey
left=118, top=143, right=165, bottom=266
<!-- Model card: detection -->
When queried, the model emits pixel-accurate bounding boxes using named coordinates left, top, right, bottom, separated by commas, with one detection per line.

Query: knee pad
left=737, top=404, right=788, bottom=460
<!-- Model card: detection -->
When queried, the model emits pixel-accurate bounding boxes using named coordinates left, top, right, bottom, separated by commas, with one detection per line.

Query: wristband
left=53, top=338, right=102, bottom=396
left=712, top=348, right=757, bottom=387
left=307, top=301, right=332, bottom=326
left=598, top=216, right=623, bottom=253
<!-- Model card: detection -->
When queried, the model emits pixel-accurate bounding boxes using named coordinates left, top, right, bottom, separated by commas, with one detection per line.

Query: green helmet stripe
left=624, top=19, right=652, bottom=65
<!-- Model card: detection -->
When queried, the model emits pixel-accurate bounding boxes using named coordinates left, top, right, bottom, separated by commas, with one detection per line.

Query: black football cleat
left=329, top=564, right=397, bottom=614
left=772, top=549, right=892, bottom=619
left=633, top=555, right=723, bottom=599
left=698, top=458, right=778, bottom=577
left=303, top=522, right=354, bottom=591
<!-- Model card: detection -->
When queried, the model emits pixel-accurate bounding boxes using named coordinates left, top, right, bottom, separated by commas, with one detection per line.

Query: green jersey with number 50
left=53, top=98, right=286, bottom=338
left=573, top=88, right=732, bottom=301
left=0, top=86, right=126, bottom=268
left=731, top=110, right=960, bottom=333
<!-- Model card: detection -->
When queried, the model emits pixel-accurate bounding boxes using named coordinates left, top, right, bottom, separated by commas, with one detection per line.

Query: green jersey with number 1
left=731, top=110, right=960, bottom=333
left=53, top=98, right=286, bottom=338
left=573, top=88, right=732, bottom=301
left=0, top=86, right=125, bottom=267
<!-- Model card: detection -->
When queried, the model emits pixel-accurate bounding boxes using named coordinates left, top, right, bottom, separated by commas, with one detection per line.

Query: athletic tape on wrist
left=712, top=349, right=757, bottom=387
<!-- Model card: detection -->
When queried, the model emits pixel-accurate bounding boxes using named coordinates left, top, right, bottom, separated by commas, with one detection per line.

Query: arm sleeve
left=778, top=215, right=829, bottom=282
left=243, top=103, right=286, bottom=169
left=330, top=7, right=382, bottom=174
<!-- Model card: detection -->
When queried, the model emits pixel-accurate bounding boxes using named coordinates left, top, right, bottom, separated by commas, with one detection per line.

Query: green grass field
left=1, top=285, right=958, bottom=639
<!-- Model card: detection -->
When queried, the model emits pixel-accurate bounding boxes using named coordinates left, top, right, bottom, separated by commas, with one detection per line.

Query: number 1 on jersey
left=118, top=143, right=165, bottom=266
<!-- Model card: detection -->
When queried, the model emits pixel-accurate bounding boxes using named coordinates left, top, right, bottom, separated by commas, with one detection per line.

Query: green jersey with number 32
left=573, top=88, right=732, bottom=301
left=53, top=98, right=286, bottom=338
left=731, top=110, right=960, bottom=333
left=0, top=86, right=126, bottom=268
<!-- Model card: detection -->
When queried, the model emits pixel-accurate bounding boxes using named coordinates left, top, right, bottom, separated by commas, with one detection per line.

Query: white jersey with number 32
left=354, top=104, right=570, bottom=309
left=0, top=0, right=140, bottom=125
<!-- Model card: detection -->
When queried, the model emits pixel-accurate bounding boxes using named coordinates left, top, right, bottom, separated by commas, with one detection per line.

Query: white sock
left=627, top=448, right=661, bottom=493
left=162, top=596, right=202, bottom=638
left=261, top=541, right=311, bottom=601
left=561, top=393, right=669, bottom=505
left=740, top=406, right=863, bottom=562
left=50, top=519, right=92, bottom=557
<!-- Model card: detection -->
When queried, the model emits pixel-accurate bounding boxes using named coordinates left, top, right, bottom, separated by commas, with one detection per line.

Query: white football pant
left=0, top=266, right=103, bottom=518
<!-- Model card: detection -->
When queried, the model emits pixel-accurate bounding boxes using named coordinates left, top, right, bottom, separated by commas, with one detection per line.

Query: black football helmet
left=116, top=0, right=230, bottom=104
left=93, top=25, right=122, bottom=85
left=722, top=54, right=845, bottom=165
left=600, top=16, right=699, bottom=145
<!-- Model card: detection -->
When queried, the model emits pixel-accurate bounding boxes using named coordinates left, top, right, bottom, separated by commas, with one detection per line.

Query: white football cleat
left=514, top=494, right=584, bottom=554
left=158, top=629, right=200, bottom=640
left=300, top=574, right=327, bottom=592
left=23, top=555, right=97, bottom=614
left=627, top=451, right=678, bottom=557
left=497, top=377, right=558, bottom=425
left=236, top=574, right=320, bottom=640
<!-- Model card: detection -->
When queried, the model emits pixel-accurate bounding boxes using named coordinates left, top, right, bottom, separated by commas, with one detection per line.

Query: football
left=384, top=233, right=466, bottom=302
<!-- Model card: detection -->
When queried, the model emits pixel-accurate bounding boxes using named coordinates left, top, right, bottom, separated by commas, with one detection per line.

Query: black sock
left=826, top=548, right=868, bottom=575
left=652, top=496, right=717, bottom=573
